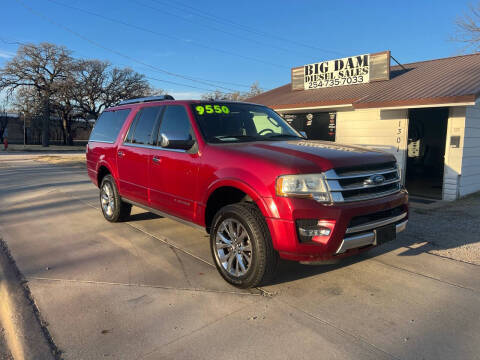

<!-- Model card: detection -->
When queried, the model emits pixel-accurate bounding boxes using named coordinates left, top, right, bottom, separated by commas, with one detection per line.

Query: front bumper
left=265, top=189, right=409, bottom=262
left=336, top=217, right=408, bottom=254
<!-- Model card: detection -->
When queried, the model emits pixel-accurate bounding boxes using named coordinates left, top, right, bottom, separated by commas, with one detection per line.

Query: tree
left=201, top=81, right=263, bottom=101
left=52, top=75, right=77, bottom=145
left=455, top=3, right=480, bottom=51
left=13, top=86, right=44, bottom=144
left=0, top=43, right=74, bottom=146
left=0, top=43, right=161, bottom=145
left=71, top=60, right=157, bottom=120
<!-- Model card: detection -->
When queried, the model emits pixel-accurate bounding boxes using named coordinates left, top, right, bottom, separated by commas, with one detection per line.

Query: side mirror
left=160, top=133, right=195, bottom=150
left=160, top=133, right=169, bottom=148
left=300, top=131, right=307, bottom=139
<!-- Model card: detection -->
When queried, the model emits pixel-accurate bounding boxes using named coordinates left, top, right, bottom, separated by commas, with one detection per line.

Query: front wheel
left=99, top=174, right=132, bottom=222
left=210, top=203, right=278, bottom=288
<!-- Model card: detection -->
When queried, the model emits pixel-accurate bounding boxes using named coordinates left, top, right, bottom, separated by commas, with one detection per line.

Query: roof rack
left=118, top=95, right=175, bottom=105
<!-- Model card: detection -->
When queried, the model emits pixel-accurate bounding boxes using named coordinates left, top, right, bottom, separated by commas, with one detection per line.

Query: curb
left=0, top=238, right=58, bottom=360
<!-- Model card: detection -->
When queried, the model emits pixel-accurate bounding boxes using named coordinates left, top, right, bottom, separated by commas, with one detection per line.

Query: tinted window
left=129, top=106, right=161, bottom=145
left=124, top=111, right=141, bottom=143
left=158, top=106, right=192, bottom=141
left=89, top=109, right=131, bottom=143
left=190, top=103, right=301, bottom=143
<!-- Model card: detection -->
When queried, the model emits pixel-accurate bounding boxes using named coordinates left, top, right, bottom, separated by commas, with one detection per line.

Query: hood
left=213, top=140, right=395, bottom=172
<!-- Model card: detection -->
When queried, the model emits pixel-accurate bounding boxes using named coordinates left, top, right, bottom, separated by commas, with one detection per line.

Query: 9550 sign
left=307, top=75, right=366, bottom=89
left=195, top=104, right=230, bottom=115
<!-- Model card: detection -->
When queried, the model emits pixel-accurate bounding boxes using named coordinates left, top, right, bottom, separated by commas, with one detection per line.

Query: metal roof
left=247, top=53, right=480, bottom=110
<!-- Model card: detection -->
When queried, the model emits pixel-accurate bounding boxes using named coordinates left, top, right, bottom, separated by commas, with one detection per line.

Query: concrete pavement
left=0, top=154, right=479, bottom=359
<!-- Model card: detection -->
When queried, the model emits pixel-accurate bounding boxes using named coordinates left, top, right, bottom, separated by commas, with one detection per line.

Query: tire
left=210, top=202, right=278, bottom=288
left=99, top=174, right=132, bottom=222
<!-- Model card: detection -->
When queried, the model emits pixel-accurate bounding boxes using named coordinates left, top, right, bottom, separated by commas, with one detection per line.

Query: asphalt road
left=0, top=153, right=479, bottom=360
left=0, top=327, right=13, bottom=360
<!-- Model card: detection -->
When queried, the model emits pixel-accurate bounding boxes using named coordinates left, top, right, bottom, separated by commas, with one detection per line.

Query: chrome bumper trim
left=336, top=220, right=408, bottom=254
left=345, top=212, right=407, bottom=234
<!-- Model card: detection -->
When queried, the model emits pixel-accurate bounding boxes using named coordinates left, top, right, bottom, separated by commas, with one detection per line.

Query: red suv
left=86, top=96, right=408, bottom=288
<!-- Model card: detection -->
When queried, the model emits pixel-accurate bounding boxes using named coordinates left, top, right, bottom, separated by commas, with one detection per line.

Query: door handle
left=152, top=156, right=161, bottom=163
left=117, top=150, right=125, bottom=157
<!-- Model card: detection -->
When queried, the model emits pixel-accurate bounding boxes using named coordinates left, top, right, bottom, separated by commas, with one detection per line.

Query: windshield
left=191, top=102, right=303, bottom=143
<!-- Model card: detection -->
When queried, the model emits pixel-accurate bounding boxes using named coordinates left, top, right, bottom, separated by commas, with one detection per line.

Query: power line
left=150, top=0, right=346, bottom=57
left=42, top=0, right=288, bottom=73
left=0, top=36, right=238, bottom=94
left=131, top=0, right=294, bottom=55
left=144, top=75, right=221, bottom=93
left=16, top=0, right=242, bottom=92
left=0, top=37, right=26, bottom=46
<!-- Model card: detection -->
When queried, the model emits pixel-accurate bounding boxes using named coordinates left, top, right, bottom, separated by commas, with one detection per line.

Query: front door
left=117, top=105, right=162, bottom=204
left=149, top=105, right=200, bottom=221
left=406, top=107, right=448, bottom=199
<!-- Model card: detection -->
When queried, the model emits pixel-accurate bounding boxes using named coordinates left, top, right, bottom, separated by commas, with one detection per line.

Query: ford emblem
left=364, top=174, right=385, bottom=186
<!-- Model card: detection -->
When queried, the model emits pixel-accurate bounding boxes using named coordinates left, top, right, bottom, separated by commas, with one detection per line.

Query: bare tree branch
left=201, top=81, right=263, bottom=101
left=454, top=2, right=480, bottom=51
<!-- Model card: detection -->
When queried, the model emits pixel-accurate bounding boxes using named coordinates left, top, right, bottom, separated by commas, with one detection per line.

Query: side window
left=158, top=105, right=192, bottom=142
left=127, top=106, right=162, bottom=145
left=89, top=109, right=131, bottom=143
left=124, top=111, right=141, bottom=143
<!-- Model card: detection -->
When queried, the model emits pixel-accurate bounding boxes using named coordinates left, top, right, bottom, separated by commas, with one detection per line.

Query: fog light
left=298, top=227, right=331, bottom=237
left=296, top=219, right=336, bottom=243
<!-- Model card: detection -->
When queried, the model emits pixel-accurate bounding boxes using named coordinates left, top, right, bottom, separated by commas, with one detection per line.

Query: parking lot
left=0, top=153, right=479, bottom=360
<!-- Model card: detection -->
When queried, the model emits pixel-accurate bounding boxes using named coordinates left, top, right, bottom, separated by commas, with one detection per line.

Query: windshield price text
left=195, top=105, right=230, bottom=115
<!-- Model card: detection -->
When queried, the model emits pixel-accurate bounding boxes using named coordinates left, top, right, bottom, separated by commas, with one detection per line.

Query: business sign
left=291, top=51, right=390, bottom=91
left=304, top=54, right=369, bottom=89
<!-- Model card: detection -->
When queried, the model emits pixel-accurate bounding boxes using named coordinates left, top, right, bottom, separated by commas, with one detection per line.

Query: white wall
left=443, top=107, right=465, bottom=200
left=460, top=100, right=480, bottom=197
left=336, top=108, right=408, bottom=181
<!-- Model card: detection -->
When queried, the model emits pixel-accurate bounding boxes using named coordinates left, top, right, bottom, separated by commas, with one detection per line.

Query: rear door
left=87, top=109, right=131, bottom=185
left=116, top=106, right=162, bottom=204
left=149, top=105, right=200, bottom=221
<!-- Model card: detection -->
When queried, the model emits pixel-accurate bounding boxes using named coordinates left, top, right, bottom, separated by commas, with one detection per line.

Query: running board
left=121, top=197, right=205, bottom=232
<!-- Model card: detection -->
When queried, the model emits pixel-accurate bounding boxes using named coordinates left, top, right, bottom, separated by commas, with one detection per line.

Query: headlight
left=276, top=174, right=331, bottom=203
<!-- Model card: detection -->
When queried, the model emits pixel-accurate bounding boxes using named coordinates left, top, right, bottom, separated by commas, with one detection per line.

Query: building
left=248, top=51, right=480, bottom=201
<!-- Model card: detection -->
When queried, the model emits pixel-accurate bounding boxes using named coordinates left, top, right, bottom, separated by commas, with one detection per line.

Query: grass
left=34, top=155, right=86, bottom=167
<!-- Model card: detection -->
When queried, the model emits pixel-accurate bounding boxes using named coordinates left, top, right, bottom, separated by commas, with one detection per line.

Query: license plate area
left=374, top=224, right=396, bottom=245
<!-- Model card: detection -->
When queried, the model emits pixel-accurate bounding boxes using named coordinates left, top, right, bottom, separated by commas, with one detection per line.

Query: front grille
left=325, top=162, right=401, bottom=203
left=348, top=205, right=405, bottom=228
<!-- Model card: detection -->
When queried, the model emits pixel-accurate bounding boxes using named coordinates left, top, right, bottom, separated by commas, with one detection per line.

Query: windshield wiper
left=213, top=135, right=258, bottom=142
left=264, top=134, right=302, bottom=140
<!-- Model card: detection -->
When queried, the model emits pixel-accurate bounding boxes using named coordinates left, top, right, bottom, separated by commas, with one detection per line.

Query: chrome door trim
left=122, top=142, right=188, bottom=153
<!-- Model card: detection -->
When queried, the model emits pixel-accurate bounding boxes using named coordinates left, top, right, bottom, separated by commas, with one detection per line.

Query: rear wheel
left=210, top=203, right=278, bottom=288
left=100, top=174, right=131, bottom=222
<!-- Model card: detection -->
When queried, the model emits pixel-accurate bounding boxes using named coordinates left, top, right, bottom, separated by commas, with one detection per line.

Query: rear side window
left=89, top=109, right=131, bottom=143
left=158, top=105, right=192, bottom=141
left=125, top=106, right=162, bottom=145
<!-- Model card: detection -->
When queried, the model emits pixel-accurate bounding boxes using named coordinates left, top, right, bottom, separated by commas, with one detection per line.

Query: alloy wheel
left=215, top=218, right=252, bottom=277
left=101, top=183, right=115, bottom=217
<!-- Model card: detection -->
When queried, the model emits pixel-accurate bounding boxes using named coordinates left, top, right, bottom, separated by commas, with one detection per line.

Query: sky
left=0, top=0, right=477, bottom=100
